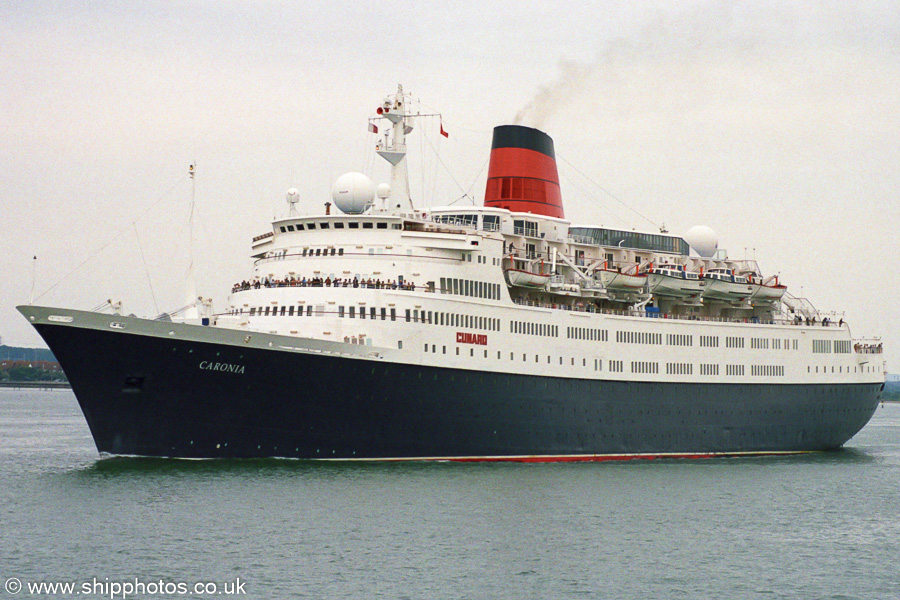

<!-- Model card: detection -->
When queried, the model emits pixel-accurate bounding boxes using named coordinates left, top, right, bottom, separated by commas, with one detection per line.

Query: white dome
left=376, top=183, right=391, bottom=200
left=331, top=172, right=374, bottom=215
left=685, top=225, right=718, bottom=258
left=285, top=187, right=300, bottom=204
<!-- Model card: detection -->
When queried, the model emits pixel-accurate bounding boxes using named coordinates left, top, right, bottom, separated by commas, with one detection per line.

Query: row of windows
left=432, top=214, right=501, bottom=232
left=250, top=303, right=501, bottom=332
left=250, top=304, right=323, bottom=317
left=423, top=347, right=604, bottom=368
left=700, top=335, right=719, bottom=348
left=812, top=339, right=852, bottom=354
left=279, top=221, right=399, bottom=233
left=248, top=306, right=817, bottom=355
left=407, top=349, right=857, bottom=380
left=512, top=321, right=558, bottom=337
left=667, top=334, right=693, bottom=347
left=568, top=327, right=609, bottom=341
left=666, top=363, right=693, bottom=375
left=751, top=365, right=786, bottom=377
left=700, top=364, right=719, bottom=375
left=567, top=226, right=690, bottom=255
left=726, top=337, right=745, bottom=349
left=813, top=340, right=832, bottom=353
left=299, top=247, right=344, bottom=257
left=810, top=364, right=870, bottom=373
left=617, top=331, right=663, bottom=345
left=341, top=306, right=395, bottom=320
left=406, top=309, right=500, bottom=331
left=439, top=277, right=501, bottom=300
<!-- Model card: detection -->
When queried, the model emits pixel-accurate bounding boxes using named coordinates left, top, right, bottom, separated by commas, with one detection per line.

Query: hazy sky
left=2, top=1, right=898, bottom=371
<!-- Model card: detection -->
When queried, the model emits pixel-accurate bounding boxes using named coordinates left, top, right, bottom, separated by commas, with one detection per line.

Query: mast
left=184, top=163, right=199, bottom=318
left=375, top=85, right=413, bottom=210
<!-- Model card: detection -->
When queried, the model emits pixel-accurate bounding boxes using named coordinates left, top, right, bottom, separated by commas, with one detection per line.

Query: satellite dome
left=286, top=187, right=300, bottom=204
left=331, top=172, right=374, bottom=215
left=376, top=183, right=391, bottom=200
left=685, top=225, right=718, bottom=258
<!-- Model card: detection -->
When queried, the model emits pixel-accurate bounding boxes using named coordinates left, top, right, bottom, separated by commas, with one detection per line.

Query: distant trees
left=0, top=363, right=67, bottom=382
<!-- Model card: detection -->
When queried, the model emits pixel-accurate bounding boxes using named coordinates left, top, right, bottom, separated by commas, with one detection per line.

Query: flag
left=440, top=120, right=448, bottom=138
left=368, top=122, right=378, bottom=134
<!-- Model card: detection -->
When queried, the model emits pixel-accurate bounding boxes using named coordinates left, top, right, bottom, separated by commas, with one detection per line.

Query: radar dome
left=286, top=188, right=300, bottom=204
left=685, top=225, right=718, bottom=258
left=331, top=172, right=374, bottom=215
left=376, top=183, right=391, bottom=200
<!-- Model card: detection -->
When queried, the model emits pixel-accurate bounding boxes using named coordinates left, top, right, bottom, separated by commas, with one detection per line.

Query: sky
left=2, top=0, right=898, bottom=371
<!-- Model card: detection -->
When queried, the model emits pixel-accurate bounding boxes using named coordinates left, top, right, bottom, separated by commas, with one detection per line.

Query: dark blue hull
left=33, top=321, right=883, bottom=460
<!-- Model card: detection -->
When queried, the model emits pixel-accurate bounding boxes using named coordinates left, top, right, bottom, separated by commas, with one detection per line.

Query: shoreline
left=0, top=381, right=71, bottom=390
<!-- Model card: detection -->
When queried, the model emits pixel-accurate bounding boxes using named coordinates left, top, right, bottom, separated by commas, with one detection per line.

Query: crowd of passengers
left=855, top=343, right=883, bottom=354
left=232, top=276, right=416, bottom=293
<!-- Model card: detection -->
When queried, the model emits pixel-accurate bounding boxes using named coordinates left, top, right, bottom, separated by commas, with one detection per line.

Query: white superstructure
left=212, top=86, right=884, bottom=389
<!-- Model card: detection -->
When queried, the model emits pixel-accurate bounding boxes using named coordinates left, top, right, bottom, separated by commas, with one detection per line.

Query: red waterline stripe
left=336, top=450, right=811, bottom=463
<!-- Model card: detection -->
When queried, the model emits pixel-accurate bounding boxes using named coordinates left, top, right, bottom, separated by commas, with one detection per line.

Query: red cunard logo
left=456, top=332, right=487, bottom=345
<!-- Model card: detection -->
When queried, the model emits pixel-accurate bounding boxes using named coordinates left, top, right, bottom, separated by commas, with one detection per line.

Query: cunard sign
left=199, top=361, right=246, bottom=374
left=456, top=332, right=487, bottom=345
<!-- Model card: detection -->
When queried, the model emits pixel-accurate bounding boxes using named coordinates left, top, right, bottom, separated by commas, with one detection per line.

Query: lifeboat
left=701, top=268, right=754, bottom=301
left=503, top=255, right=551, bottom=288
left=748, top=274, right=787, bottom=301
left=645, top=264, right=703, bottom=297
left=595, top=263, right=647, bottom=291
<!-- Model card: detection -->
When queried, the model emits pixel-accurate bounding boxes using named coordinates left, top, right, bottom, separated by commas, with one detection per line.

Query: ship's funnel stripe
left=491, top=125, right=555, bottom=158
left=485, top=147, right=559, bottom=182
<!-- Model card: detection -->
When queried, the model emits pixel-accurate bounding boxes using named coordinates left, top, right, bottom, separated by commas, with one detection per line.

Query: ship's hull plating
left=26, top=309, right=881, bottom=461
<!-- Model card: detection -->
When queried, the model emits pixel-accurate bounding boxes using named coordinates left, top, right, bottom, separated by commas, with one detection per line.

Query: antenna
left=185, top=163, right=199, bottom=312
left=29, top=255, right=36, bottom=304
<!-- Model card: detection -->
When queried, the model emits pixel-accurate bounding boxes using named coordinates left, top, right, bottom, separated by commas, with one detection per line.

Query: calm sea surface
left=1, top=389, right=898, bottom=600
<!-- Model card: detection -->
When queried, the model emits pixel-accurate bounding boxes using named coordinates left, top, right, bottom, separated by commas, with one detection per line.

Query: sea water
left=2, top=389, right=898, bottom=599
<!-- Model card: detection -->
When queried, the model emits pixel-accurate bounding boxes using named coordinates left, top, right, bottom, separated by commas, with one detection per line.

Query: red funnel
left=484, top=125, right=563, bottom=219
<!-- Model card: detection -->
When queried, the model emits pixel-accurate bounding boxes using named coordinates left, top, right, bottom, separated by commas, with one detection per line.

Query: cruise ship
left=19, top=86, right=886, bottom=460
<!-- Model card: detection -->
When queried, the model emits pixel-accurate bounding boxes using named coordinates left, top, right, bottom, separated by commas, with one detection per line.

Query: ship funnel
left=483, top=125, right=563, bottom=219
